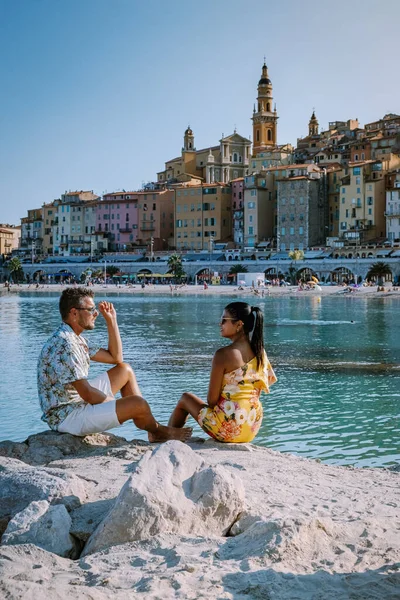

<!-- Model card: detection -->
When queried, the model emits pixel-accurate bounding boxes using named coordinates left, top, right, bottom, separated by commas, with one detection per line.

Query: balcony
left=119, top=226, right=133, bottom=233
left=234, top=210, right=244, bottom=219
left=385, top=211, right=400, bottom=218
left=140, top=224, right=155, bottom=231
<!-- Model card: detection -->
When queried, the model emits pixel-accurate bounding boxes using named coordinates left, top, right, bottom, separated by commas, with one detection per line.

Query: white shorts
left=58, top=372, right=121, bottom=436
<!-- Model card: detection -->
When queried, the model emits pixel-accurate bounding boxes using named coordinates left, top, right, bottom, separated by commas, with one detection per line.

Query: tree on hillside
left=229, top=264, right=248, bottom=275
left=366, top=262, right=392, bottom=286
left=167, top=254, right=186, bottom=281
left=7, top=257, right=23, bottom=283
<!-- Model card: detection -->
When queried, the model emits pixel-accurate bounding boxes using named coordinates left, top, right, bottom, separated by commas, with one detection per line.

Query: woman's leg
left=168, top=392, right=207, bottom=428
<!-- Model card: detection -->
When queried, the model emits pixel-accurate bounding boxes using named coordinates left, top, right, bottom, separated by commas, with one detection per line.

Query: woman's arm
left=207, top=349, right=226, bottom=408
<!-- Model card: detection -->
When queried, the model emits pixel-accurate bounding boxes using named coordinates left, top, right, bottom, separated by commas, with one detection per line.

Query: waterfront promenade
left=1, top=281, right=400, bottom=298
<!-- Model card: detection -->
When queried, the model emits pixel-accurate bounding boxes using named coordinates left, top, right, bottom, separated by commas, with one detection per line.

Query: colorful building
left=174, top=184, right=232, bottom=250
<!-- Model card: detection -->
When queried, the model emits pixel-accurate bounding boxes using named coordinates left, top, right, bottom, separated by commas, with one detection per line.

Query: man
left=37, top=287, right=191, bottom=442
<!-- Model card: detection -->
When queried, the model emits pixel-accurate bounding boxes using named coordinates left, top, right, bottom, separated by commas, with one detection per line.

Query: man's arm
left=92, top=301, right=123, bottom=364
left=71, top=379, right=107, bottom=405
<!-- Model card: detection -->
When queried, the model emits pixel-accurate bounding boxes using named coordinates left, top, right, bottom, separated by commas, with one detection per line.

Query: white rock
left=0, top=456, right=87, bottom=525
left=83, top=440, right=245, bottom=555
left=2, top=500, right=79, bottom=558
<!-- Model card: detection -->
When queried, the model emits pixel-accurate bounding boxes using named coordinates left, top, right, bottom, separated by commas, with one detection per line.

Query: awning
left=389, top=249, right=400, bottom=257
left=375, top=249, right=393, bottom=257
left=270, top=252, right=289, bottom=259
left=303, top=250, right=325, bottom=258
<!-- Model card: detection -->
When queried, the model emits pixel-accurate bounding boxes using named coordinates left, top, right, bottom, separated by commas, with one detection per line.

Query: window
left=281, top=227, right=285, bottom=235
left=356, top=177, right=361, bottom=185
left=249, top=215, right=253, bottom=223
left=251, top=190, right=257, bottom=197
left=367, top=197, right=373, bottom=205
left=290, top=227, right=294, bottom=235
left=342, top=198, right=345, bottom=204
left=248, top=226, right=254, bottom=234
left=299, top=226, right=304, bottom=234
left=176, top=219, right=182, bottom=227
left=248, top=202, right=256, bottom=208
left=290, top=214, right=294, bottom=221
left=342, top=188, right=346, bottom=194
left=353, top=167, right=361, bottom=175
left=299, top=196, right=304, bottom=205
left=357, top=188, right=361, bottom=194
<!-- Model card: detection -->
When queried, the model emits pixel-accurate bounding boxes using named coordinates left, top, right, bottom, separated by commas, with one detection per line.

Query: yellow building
left=339, top=160, right=387, bottom=242
left=174, top=184, right=232, bottom=250
left=0, top=225, right=20, bottom=256
left=158, top=128, right=251, bottom=185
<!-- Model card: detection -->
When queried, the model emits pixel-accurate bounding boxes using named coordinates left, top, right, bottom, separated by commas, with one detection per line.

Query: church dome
left=185, top=127, right=193, bottom=135
left=259, top=77, right=271, bottom=85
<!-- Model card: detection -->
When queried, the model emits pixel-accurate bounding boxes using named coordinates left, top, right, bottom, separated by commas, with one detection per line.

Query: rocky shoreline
left=0, top=431, right=399, bottom=599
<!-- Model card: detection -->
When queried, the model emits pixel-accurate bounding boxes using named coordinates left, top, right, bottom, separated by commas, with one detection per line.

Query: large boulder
left=0, top=456, right=87, bottom=534
left=83, top=440, right=245, bottom=555
left=1, top=500, right=79, bottom=558
left=0, top=430, right=130, bottom=466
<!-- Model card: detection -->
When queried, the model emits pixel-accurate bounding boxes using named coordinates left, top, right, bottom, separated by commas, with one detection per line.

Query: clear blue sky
left=1, top=0, right=399, bottom=225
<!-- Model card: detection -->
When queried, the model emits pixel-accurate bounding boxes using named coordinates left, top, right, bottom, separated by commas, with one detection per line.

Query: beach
left=0, top=432, right=399, bottom=599
left=1, top=282, right=400, bottom=299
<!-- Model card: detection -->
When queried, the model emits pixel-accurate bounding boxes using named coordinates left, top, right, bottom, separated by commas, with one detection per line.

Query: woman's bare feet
left=148, top=424, right=193, bottom=443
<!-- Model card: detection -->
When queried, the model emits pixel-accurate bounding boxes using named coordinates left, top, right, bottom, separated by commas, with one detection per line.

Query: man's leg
left=115, top=395, right=192, bottom=442
left=107, top=363, right=141, bottom=397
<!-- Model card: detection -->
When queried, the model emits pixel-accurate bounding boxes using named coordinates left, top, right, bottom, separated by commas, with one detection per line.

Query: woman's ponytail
left=250, top=306, right=264, bottom=368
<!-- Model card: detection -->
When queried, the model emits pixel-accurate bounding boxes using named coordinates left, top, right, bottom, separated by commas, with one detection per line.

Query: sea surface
left=0, top=292, right=399, bottom=467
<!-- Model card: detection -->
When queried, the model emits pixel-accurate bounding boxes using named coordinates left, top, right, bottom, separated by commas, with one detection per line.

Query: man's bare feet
left=148, top=424, right=193, bottom=443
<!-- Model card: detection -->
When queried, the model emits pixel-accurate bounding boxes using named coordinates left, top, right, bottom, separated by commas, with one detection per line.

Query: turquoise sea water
left=0, top=292, right=399, bottom=467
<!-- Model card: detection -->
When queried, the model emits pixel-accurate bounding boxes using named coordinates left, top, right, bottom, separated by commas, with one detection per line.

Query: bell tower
left=309, top=110, right=319, bottom=136
left=183, top=126, right=195, bottom=151
left=251, top=62, right=278, bottom=156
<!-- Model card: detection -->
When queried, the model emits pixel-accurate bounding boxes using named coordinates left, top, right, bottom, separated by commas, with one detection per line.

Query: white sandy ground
left=1, top=282, right=400, bottom=300
left=0, top=438, right=399, bottom=599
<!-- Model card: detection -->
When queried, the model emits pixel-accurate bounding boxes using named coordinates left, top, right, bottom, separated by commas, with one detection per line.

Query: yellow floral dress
left=197, top=351, right=277, bottom=443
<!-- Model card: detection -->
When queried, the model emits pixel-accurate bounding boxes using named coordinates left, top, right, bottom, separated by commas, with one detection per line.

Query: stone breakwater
left=0, top=431, right=399, bottom=599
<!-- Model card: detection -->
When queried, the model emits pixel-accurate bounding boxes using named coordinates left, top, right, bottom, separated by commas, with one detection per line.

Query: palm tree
left=288, top=249, right=304, bottom=284
left=229, top=264, right=248, bottom=275
left=106, top=265, right=119, bottom=277
left=7, top=257, right=23, bottom=283
left=288, top=249, right=305, bottom=261
left=167, top=254, right=185, bottom=281
left=366, top=262, right=392, bottom=287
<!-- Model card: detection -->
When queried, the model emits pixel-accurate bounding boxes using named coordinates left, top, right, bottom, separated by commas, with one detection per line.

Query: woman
left=169, top=302, right=277, bottom=443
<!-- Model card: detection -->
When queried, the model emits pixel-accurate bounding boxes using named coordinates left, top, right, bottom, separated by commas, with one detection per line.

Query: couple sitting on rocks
left=37, top=288, right=277, bottom=444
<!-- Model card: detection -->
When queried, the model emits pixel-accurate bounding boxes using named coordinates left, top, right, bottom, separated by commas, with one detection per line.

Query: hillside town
left=1, top=63, right=400, bottom=281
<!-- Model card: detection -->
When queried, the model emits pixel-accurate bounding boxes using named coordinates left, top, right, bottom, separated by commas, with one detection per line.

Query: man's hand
left=98, top=301, right=117, bottom=324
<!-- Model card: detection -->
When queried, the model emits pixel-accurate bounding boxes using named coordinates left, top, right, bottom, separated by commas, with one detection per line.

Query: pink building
left=96, top=192, right=140, bottom=251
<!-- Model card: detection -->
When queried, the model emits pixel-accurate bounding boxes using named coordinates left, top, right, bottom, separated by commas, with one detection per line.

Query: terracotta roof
left=231, top=177, right=244, bottom=182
